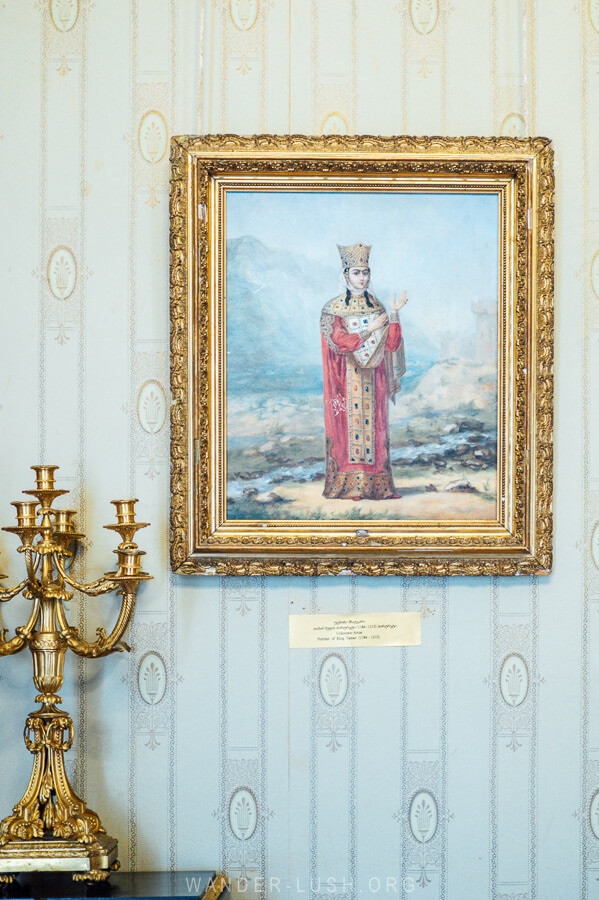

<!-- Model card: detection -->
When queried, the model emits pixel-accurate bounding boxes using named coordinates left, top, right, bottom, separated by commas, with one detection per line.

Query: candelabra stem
left=0, top=625, right=104, bottom=848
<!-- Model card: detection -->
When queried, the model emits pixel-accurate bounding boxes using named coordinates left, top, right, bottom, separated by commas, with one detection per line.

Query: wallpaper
left=0, top=1, right=596, bottom=898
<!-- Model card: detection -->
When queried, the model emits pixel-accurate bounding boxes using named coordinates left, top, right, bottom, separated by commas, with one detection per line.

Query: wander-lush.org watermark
left=184, top=875, right=416, bottom=895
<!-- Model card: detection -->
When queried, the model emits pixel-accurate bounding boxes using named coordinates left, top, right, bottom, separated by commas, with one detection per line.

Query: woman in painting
left=320, top=242, right=408, bottom=500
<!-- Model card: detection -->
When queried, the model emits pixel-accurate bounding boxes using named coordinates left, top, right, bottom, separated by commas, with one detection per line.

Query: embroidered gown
left=320, top=290, right=402, bottom=500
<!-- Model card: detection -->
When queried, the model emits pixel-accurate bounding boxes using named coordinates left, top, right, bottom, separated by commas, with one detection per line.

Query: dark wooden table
left=0, top=871, right=228, bottom=900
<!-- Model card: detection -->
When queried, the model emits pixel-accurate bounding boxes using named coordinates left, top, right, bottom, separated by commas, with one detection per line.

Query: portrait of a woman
left=319, top=242, right=408, bottom=500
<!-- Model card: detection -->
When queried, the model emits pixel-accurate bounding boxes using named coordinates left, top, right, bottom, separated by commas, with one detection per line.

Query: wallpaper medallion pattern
left=489, top=577, right=539, bottom=897
left=135, top=351, right=169, bottom=480
left=308, top=577, right=359, bottom=897
left=219, top=577, right=269, bottom=889
left=398, top=0, right=448, bottom=133
left=133, top=625, right=169, bottom=752
left=397, top=578, right=448, bottom=896
left=0, top=1, right=592, bottom=897
left=582, top=2, right=599, bottom=896
left=491, top=0, right=537, bottom=137
left=121, top=0, right=180, bottom=872
left=34, top=0, right=94, bottom=821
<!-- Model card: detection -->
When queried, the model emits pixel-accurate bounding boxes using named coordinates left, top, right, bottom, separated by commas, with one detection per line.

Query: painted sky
left=226, top=189, right=499, bottom=348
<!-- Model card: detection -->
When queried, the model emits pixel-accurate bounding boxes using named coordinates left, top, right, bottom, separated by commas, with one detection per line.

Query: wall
left=0, top=1, right=597, bottom=897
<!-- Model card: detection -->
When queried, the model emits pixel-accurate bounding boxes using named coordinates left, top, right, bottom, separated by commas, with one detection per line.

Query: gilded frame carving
left=170, top=134, right=553, bottom=576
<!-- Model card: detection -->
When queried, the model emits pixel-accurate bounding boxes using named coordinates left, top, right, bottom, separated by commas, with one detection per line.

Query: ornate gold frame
left=170, top=134, right=553, bottom=576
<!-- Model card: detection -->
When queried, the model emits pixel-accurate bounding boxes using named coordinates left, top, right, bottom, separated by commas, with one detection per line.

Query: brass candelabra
left=0, top=465, right=151, bottom=883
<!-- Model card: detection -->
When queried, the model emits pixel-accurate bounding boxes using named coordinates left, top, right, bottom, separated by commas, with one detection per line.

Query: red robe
left=320, top=292, right=402, bottom=500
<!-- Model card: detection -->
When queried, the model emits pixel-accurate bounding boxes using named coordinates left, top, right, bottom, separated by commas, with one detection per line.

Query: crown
left=337, top=242, right=371, bottom=269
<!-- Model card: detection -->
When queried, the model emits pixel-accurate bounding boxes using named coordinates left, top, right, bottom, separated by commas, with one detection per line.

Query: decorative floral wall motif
left=132, top=625, right=170, bottom=752
left=50, top=0, right=78, bottom=32
left=229, top=787, right=258, bottom=841
left=498, top=651, right=530, bottom=751
left=409, top=0, right=439, bottom=35
left=218, top=760, right=267, bottom=886
left=138, top=110, right=169, bottom=207
left=133, top=352, right=169, bottom=480
left=317, top=653, right=350, bottom=752
left=399, top=762, right=443, bottom=889
left=230, top=0, right=259, bottom=32
left=0, top=2, right=594, bottom=895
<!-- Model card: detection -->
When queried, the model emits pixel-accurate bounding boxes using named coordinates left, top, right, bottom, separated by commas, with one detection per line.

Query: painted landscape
left=226, top=216, right=499, bottom=522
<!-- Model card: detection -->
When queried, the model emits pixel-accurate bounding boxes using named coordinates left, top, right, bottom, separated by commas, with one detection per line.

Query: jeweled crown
left=337, top=242, right=371, bottom=269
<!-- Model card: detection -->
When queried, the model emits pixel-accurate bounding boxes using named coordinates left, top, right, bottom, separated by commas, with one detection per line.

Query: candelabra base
left=0, top=833, right=118, bottom=883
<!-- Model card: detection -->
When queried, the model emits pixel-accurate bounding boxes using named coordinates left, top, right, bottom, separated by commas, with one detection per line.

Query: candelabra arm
left=0, top=577, right=30, bottom=603
left=53, top=555, right=118, bottom=597
left=23, top=548, right=41, bottom=587
left=0, top=598, right=40, bottom=657
left=55, top=590, right=136, bottom=659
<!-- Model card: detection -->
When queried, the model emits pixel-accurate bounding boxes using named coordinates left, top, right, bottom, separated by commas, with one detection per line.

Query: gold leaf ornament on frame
left=47, top=246, right=77, bottom=301
left=169, top=134, right=554, bottom=577
left=50, top=0, right=78, bottom=32
left=230, top=0, right=258, bottom=31
left=409, top=0, right=438, bottom=35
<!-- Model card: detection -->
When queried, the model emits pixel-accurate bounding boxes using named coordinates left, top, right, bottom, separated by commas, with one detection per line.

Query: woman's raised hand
left=390, top=290, right=408, bottom=312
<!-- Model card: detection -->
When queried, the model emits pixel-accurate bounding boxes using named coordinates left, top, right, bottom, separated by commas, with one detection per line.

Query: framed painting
left=169, top=134, right=554, bottom=576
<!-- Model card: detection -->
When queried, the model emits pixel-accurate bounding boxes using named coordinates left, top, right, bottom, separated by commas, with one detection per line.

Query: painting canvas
left=169, top=134, right=554, bottom=576
left=225, top=190, right=499, bottom=523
